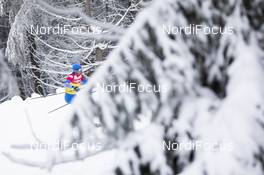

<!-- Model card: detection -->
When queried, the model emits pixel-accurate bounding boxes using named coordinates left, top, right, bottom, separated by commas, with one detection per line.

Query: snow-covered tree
left=59, top=0, right=264, bottom=174
left=2, top=0, right=264, bottom=174
left=5, top=0, right=142, bottom=98
left=0, top=50, right=19, bottom=102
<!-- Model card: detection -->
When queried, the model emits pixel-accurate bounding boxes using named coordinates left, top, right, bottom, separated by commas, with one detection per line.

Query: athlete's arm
left=81, top=75, right=88, bottom=84
left=65, top=75, right=74, bottom=88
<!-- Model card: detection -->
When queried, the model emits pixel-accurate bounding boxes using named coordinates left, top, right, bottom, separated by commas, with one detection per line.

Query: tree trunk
left=95, top=46, right=103, bottom=61
left=84, top=0, right=103, bottom=62
left=84, top=0, right=91, bottom=17
left=27, top=31, right=45, bottom=96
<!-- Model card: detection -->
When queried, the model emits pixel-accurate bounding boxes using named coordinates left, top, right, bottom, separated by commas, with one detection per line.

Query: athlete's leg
left=65, top=93, right=75, bottom=104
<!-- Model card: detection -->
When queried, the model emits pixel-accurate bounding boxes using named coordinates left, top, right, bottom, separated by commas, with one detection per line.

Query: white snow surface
left=0, top=88, right=116, bottom=175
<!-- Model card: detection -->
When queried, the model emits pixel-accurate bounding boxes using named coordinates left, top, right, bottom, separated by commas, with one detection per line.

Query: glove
left=72, top=86, right=80, bottom=91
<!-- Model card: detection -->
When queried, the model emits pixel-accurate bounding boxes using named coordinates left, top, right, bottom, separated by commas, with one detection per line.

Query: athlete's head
left=72, top=63, right=82, bottom=74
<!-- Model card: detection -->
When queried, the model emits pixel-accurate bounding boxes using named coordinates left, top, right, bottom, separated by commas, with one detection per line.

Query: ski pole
left=48, top=90, right=96, bottom=114
left=48, top=103, right=69, bottom=114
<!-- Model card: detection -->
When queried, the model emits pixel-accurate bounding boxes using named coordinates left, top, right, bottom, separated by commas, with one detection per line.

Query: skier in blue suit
left=65, top=64, right=87, bottom=104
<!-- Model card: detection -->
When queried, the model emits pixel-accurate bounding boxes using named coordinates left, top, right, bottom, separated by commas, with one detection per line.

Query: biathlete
left=65, top=63, right=87, bottom=104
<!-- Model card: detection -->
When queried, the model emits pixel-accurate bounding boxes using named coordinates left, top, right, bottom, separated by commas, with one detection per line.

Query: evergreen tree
left=64, top=0, right=264, bottom=174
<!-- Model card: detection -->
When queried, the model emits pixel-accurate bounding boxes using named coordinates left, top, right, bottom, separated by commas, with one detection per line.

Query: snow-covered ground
left=0, top=88, right=152, bottom=174
left=0, top=89, right=116, bottom=175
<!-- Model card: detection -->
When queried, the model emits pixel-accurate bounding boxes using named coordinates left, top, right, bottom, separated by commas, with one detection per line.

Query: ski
left=48, top=103, right=69, bottom=114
